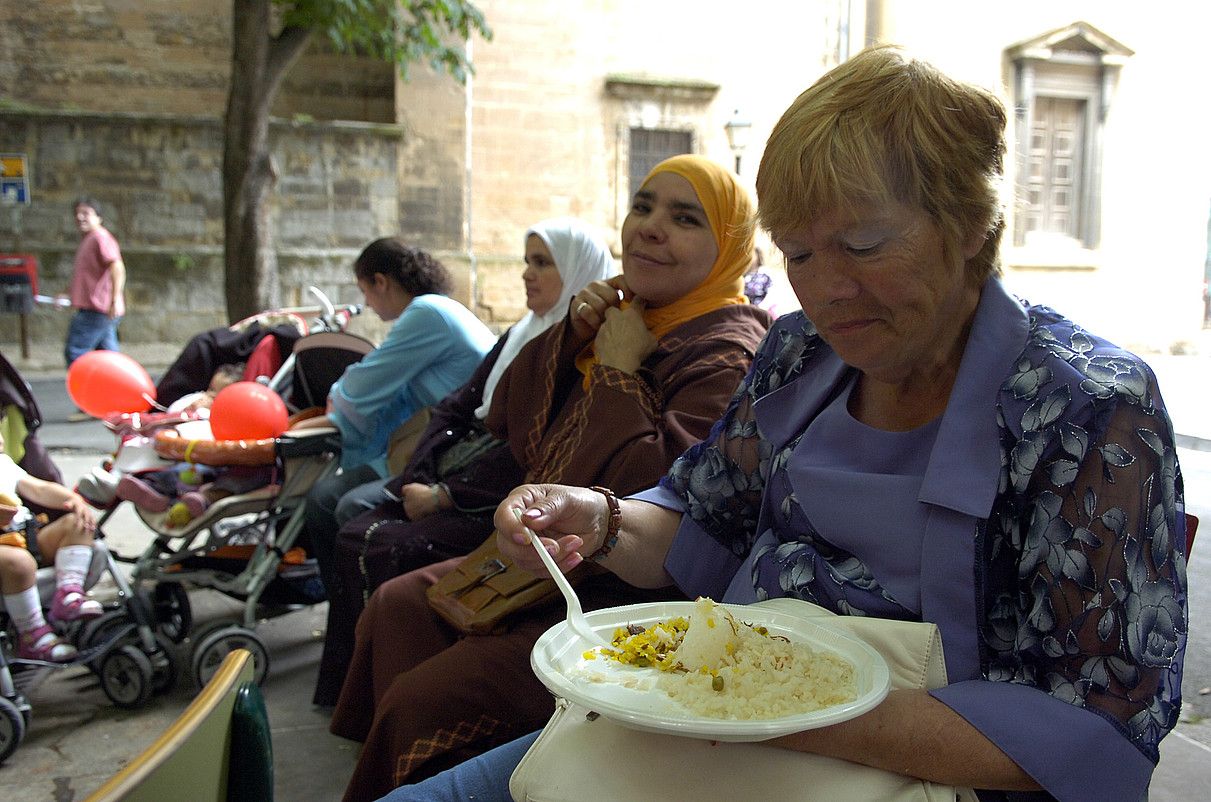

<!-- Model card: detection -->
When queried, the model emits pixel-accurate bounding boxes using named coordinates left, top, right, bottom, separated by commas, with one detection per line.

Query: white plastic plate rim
left=531, top=600, right=891, bottom=742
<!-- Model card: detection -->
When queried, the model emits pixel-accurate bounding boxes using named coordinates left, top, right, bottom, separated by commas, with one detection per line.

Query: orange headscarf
left=576, top=154, right=753, bottom=384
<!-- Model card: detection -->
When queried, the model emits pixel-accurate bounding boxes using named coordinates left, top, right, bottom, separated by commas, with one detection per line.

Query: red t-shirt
left=69, top=227, right=124, bottom=316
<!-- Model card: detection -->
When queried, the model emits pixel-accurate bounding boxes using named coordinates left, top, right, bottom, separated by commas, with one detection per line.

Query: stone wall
left=0, top=110, right=419, bottom=348
left=0, top=2, right=489, bottom=355
left=0, top=0, right=393, bottom=122
left=394, top=64, right=470, bottom=253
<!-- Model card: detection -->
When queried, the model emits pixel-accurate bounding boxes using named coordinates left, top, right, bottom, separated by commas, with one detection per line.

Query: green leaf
left=275, top=0, right=490, bottom=83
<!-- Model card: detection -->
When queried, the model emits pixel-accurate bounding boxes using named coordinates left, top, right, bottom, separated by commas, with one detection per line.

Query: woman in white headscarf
left=311, top=217, right=613, bottom=706
left=473, top=217, right=618, bottom=419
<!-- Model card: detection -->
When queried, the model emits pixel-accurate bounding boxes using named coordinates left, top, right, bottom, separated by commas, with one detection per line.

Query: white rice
left=597, top=598, right=858, bottom=720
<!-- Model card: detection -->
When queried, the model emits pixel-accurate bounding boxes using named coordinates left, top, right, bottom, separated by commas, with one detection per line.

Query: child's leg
left=0, top=543, right=77, bottom=661
left=115, top=473, right=172, bottom=512
left=170, top=482, right=235, bottom=526
left=0, top=542, right=37, bottom=597
left=37, top=514, right=103, bottom=622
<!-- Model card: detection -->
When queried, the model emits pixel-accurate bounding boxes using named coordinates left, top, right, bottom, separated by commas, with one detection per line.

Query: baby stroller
left=1, top=353, right=157, bottom=765
left=81, top=298, right=373, bottom=693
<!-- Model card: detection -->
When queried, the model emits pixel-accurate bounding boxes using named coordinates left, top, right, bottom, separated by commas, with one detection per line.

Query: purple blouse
left=794, top=373, right=939, bottom=615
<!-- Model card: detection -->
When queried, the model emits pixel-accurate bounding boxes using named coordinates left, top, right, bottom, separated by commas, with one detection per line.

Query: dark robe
left=312, top=334, right=526, bottom=705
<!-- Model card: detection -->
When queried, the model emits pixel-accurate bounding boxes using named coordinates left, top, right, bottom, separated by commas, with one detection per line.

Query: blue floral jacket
left=655, top=279, right=1187, bottom=802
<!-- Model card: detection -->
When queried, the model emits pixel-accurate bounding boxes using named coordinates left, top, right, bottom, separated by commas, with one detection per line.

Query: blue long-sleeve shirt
left=328, top=294, right=495, bottom=475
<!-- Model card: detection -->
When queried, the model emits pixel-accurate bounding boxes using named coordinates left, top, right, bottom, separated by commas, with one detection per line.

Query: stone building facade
left=1, top=0, right=1209, bottom=356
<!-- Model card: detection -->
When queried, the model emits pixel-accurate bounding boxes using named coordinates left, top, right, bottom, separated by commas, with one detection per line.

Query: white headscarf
left=474, top=217, right=615, bottom=419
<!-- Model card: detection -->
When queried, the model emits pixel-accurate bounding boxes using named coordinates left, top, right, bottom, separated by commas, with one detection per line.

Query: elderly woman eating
left=391, top=46, right=1188, bottom=802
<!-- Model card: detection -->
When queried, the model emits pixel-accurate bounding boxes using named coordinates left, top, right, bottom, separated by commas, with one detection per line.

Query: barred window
left=629, top=128, right=692, bottom=199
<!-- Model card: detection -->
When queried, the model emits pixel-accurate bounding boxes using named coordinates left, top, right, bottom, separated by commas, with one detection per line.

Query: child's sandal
left=17, top=625, right=79, bottom=662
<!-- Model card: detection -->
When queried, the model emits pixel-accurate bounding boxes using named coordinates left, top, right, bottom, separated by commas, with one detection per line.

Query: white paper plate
left=531, top=600, right=890, bottom=742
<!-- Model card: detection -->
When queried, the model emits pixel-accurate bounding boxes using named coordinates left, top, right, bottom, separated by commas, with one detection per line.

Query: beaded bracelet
left=586, top=485, right=622, bottom=562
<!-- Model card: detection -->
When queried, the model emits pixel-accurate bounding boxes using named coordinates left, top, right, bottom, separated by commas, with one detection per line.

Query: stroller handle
left=306, top=285, right=336, bottom=318
left=304, top=286, right=363, bottom=334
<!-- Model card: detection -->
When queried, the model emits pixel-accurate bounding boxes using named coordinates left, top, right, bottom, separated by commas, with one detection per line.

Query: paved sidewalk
left=1146, top=353, right=1211, bottom=446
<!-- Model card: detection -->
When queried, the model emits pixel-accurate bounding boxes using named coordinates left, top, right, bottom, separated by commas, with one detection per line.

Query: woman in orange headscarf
left=330, top=155, right=773, bottom=800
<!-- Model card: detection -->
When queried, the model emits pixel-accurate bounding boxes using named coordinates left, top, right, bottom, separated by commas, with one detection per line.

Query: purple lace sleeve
left=974, top=334, right=1188, bottom=798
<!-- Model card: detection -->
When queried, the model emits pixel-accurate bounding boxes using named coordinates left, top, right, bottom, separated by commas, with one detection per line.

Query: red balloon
left=209, top=382, right=289, bottom=441
left=66, top=351, right=157, bottom=417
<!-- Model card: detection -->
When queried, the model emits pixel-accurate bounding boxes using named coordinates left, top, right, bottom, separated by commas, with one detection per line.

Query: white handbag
left=510, top=598, right=978, bottom=802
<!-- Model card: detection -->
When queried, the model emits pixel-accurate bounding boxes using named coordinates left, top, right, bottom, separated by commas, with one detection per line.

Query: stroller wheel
left=0, top=696, right=26, bottom=765
left=79, top=612, right=178, bottom=695
left=182, top=619, right=236, bottom=649
left=97, top=645, right=154, bottom=709
left=191, top=626, right=269, bottom=692
left=78, top=610, right=136, bottom=652
left=152, top=582, right=192, bottom=644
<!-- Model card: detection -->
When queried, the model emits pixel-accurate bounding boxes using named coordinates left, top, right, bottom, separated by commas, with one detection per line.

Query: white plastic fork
left=515, top=508, right=610, bottom=649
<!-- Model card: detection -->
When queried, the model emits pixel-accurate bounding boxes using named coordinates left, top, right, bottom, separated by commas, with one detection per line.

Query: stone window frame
left=1005, top=22, right=1132, bottom=265
left=604, top=75, right=719, bottom=232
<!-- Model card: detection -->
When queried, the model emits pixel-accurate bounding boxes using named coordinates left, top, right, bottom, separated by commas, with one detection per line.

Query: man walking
left=64, top=197, right=125, bottom=367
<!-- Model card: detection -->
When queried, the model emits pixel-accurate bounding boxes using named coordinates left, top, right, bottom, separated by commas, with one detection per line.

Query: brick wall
left=463, top=0, right=842, bottom=254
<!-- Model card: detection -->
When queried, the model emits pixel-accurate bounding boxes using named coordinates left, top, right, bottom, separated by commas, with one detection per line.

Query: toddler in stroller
left=0, top=429, right=102, bottom=661
left=1, top=355, right=161, bottom=765
left=115, top=363, right=279, bottom=528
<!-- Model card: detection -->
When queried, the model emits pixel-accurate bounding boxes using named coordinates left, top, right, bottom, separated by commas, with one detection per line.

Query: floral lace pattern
left=661, top=304, right=1187, bottom=763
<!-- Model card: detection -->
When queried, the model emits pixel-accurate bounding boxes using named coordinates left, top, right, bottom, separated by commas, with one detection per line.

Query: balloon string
left=144, top=393, right=168, bottom=412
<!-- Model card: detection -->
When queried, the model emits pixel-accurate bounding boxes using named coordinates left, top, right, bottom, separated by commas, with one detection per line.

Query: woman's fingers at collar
left=574, top=298, right=597, bottom=321
left=572, top=282, right=614, bottom=318
left=606, top=274, right=635, bottom=301
left=590, top=280, right=624, bottom=308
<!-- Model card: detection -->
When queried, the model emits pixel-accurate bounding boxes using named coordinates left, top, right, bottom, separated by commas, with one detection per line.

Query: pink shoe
left=116, top=475, right=171, bottom=513
left=17, top=625, right=79, bottom=662
left=51, top=586, right=105, bottom=622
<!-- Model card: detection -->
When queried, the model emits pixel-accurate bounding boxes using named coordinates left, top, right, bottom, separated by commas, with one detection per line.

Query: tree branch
left=263, top=24, right=313, bottom=105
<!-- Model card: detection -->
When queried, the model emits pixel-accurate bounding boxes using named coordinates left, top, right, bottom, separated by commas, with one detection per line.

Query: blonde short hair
left=756, top=46, right=1007, bottom=282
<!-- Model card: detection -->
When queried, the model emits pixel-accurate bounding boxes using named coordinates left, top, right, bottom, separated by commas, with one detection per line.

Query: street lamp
left=723, top=108, right=752, bottom=175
